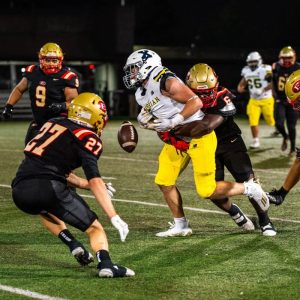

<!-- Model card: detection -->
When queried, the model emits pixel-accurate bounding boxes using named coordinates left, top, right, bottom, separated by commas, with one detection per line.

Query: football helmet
left=68, top=92, right=108, bottom=136
left=246, top=51, right=262, bottom=71
left=285, top=69, right=300, bottom=111
left=186, top=63, right=219, bottom=108
left=123, top=49, right=162, bottom=89
left=39, top=42, right=64, bottom=74
left=279, top=46, right=296, bottom=68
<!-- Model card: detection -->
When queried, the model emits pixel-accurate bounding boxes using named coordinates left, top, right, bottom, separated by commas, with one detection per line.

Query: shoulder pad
left=263, top=64, right=272, bottom=71
left=61, top=71, right=77, bottom=80
left=72, top=128, right=98, bottom=141
left=241, top=66, right=248, bottom=76
left=25, top=65, right=36, bottom=73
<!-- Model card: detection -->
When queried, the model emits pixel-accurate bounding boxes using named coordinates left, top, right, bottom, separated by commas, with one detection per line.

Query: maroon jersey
left=13, top=118, right=102, bottom=185
left=23, top=65, right=79, bottom=124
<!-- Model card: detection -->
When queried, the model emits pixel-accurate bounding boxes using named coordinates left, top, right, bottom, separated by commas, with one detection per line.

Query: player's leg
left=275, top=102, right=289, bottom=151
left=39, top=212, right=94, bottom=266
left=222, top=136, right=276, bottom=236
left=285, top=105, right=298, bottom=155
left=247, top=99, right=261, bottom=149
left=211, top=141, right=254, bottom=231
left=261, top=97, right=276, bottom=141
left=155, top=144, right=192, bottom=237
left=47, top=180, right=134, bottom=277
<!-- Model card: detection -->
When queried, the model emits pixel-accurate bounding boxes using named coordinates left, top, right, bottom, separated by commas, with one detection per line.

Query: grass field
left=0, top=119, right=300, bottom=300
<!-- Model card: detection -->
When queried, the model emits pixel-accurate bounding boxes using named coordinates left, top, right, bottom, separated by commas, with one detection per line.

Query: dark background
left=0, top=0, right=299, bottom=113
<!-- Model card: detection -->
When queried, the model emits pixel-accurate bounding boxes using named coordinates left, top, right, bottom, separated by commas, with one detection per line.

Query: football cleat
left=71, top=244, right=94, bottom=266
left=267, top=189, right=285, bottom=206
left=261, top=222, right=277, bottom=237
left=156, top=221, right=193, bottom=237
left=231, top=204, right=255, bottom=231
left=244, top=179, right=269, bottom=212
left=98, top=261, right=135, bottom=278
left=250, top=139, right=260, bottom=149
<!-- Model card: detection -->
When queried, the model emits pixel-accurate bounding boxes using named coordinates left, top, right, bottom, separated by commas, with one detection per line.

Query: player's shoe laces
left=98, top=260, right=135, bottom=278
left=231, top=205, right=255, bottom=231
left=244, top=179, right=269, bottom=212
left=260, top=222, right=277, bottom=237
left=71, top=244, right=94, bottom=266
left=266, top=189, right=284, bottom=206
left=156, top=221, right=193, bottom=237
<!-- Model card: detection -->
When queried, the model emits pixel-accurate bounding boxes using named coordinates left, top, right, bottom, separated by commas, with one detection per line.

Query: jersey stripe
left=61, top=71, right=76, bottom=80
left=73, top=128, right=97, bottom=140
left=154, top=68, right=168, bottom=81
left=25, top=65, right=35, bottom=72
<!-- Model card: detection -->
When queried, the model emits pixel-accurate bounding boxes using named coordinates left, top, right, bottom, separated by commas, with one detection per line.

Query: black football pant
left=275, top=102, right=298, bottom=152
left=12, top=178, right=97, bottom=232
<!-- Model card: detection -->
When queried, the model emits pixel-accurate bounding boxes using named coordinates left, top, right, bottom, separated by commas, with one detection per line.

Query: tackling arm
left=173, top=114, right=224, bottom=138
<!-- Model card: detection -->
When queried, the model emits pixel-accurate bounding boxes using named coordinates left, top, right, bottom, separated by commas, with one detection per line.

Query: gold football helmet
left=68, top=93, right=108, bottom=136
left=186, top=63, right=219, bottom=108
left=279, top=46, right=296, bottom=68
left=39, top=42, right=64, bottom=74
left=285, top=69, right=300, bottom=111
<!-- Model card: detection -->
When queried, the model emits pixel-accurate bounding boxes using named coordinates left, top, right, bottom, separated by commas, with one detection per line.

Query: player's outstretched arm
left=173, top=114, right=224, bottom=138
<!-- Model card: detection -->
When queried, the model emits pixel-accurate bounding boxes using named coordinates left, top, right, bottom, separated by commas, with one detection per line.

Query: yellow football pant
left=246, top=97, right=275, bottom=126
left=155, top=131, right=217, bottom=199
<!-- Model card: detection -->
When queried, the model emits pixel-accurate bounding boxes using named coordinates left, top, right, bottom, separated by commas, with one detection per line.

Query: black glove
left=47, top=102, right=67, bottom=113
left=2, top=104, right=14, bottom=119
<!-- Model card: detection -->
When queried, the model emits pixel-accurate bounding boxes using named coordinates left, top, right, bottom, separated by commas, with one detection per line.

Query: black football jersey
left=13, top=118, right=102, bottom=185
left=23, top=65, right=79, bottom=124
left=203, top=86, right=241, bottom=142
left=272, top=62, right=300, bottom=102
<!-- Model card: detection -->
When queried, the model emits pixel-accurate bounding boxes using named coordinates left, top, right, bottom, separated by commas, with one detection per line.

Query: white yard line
left=1, top=185, right=299, bottom=224
left=0, top=284, right=66, bottom=300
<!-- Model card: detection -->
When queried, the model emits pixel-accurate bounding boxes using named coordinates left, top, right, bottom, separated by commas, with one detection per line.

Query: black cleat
left=267, top=189, right=284, bottom=206
left=98, top=260, right=135, bottom=278
left=71, top=243, right=94, bottom=266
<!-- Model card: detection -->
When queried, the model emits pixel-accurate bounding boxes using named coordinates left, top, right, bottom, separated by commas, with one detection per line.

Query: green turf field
left=0, top=119, right=300, bottom=300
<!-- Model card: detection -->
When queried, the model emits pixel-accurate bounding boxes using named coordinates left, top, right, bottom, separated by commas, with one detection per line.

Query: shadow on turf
left=253, top=155, right=291, bottom=169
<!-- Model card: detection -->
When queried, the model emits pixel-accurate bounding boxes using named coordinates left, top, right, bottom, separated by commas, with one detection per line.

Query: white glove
left=111, top=215, right=129, bottom=242
left=153, top=114, right=184, bottom=132
left=137, top=108, right=153, bottom=126
left=105, top=182, right=116, bottom=198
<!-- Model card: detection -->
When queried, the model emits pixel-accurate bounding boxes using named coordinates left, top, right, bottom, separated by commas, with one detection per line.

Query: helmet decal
left=138, top=50, right=153, bottom=62
left=292, top=80, right=300, bottom=93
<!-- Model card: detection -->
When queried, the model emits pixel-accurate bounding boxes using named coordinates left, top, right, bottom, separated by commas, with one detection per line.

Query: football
left=117, top=121, right=138, bottom=153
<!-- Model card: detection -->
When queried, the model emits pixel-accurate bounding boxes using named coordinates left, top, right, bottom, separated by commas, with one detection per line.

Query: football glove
left=137, top=108, right=156, bottom=130
left=2, top=104, right=13, bottom=119
left=153, top=114, right=184, bottom=132
left=111, top=215, right=129, bottom=242
left=105, top=182, right=116, bottom=198
left=48, top=102, right=67, bottom=113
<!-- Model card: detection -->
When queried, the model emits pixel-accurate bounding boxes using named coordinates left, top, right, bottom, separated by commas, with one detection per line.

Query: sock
left=58, top=229, right=76, bottom=249
left=258, top=212, right=270, bottom=227
left=253, top=137, right=259, bottom=142
left=96, top=249, right=111, bottom=263
left=227, top=204, right=240, bottom=216
left=174, top=217, right=187, bottom=228
left=278, top=186, right=289, bottom=200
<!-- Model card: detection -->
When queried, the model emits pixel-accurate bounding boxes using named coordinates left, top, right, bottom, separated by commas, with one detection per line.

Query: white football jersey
left=135, top=66, right=204, bottom=123
left=241, top=64, right=273, bottom=99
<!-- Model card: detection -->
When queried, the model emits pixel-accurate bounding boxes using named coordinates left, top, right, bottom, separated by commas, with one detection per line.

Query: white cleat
left=231, top=205, right=255, bottom=231
left=261, top=222, right=277, bottom=237
left=244, top=179, right=270, bottom=212
left=250, top=140, right=260, bottom=149
left=156, top=221, right=193, bottom=237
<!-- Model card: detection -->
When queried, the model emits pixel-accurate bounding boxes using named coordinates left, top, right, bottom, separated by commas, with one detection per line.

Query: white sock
left=253, top=137, right=259, bottom=142
left=174, top=217, right=187, bottom=228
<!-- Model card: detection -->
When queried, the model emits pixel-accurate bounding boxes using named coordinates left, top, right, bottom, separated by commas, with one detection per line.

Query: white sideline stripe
left=80, top=194, right=300, bottom=224
left=0, top=284, right=66, bottom=300
left=1, top=184, right=300, bottom=224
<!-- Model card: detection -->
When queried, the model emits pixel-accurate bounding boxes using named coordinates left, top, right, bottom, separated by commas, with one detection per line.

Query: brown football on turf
left=117, top=121, right=138, bottom=153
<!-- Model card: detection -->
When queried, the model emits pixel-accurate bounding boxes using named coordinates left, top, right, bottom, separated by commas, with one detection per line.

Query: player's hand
left=105, top=182, right=116, bottom=198
left=137, top=108, right=154, bottom=129
left=2, top=104, right=13, bottom=119
left=111, top=215, right=129, bottom=242
left=48, top=102, right=67, bottom=113
left=153, top=114, right=184, bottom=132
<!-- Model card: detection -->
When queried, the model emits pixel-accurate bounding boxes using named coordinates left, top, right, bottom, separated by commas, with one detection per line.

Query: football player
left=268, top=70, right=300, bottom=205
left=272, top=46, right=300, bottom=156
left=11, top=93, right=134, bottom=278
left=123, top=49, right=269, bottom=237
left=1, top=42, right=94, bottom=266
left=237, top=51, right=275, bottom=149
left=176, top=63, right=275, bottom=236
